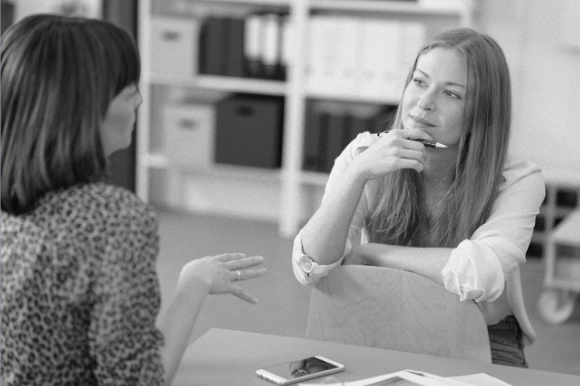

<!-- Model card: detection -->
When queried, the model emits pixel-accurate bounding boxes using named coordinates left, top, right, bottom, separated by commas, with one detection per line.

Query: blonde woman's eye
left=413, top=78, right=426, bottom=87
left=444, top=90, right=461, bottom=99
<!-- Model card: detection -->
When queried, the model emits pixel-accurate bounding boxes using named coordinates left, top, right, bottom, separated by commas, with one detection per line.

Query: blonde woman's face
left=100, top=84, right=142, bottom=157
left=401, top=47, right=467, bottom=149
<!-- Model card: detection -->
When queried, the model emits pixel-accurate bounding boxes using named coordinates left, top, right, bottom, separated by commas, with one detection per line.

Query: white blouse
left=292, top=132, right=545, bottom=305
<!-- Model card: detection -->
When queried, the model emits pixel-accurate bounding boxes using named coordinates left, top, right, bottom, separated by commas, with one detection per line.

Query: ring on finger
left=235, top=270, right=242, bottom=281
left=406, top=128, right=411, bottom=138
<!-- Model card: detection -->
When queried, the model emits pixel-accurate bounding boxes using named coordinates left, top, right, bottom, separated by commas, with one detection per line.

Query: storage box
left=163, top=103, right=215, bottom=167
left=151, top=17, right=198, bottom=76
left=215, top=95, right=284, bottom=168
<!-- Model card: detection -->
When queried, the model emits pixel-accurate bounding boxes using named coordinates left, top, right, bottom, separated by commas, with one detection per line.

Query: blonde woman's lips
left=410, top=115, right=436, bottom=127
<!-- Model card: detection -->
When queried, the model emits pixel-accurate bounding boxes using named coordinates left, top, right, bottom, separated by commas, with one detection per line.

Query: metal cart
left=537, top=209, right=580, bottom=324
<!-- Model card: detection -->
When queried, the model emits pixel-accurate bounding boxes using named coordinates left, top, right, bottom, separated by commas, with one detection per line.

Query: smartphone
left=256, top=355, right=345, bottom=385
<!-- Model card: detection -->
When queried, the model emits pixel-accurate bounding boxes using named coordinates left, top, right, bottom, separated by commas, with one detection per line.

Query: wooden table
left=172, top=328, right=580, bottom=386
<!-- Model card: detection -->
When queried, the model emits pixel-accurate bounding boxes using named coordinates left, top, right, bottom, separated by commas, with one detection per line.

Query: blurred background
left=2, top=0, right=579, bottom=378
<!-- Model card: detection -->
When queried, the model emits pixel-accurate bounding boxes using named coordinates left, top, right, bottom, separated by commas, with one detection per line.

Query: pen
left=377, top=130, right=448, bottom=149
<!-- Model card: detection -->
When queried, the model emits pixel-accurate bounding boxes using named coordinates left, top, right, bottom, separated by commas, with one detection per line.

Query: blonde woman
left=292, top=28, right=544, bottom=367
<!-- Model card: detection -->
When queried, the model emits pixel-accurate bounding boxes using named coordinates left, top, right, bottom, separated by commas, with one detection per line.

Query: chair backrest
left=306, top=265, right=491, bottom=363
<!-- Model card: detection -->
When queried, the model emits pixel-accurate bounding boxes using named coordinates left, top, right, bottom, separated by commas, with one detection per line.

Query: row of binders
left=197, top=13, right=426, bottom=100
left=303, top=102, right=397, bottom=173
left=198, top=13, right=291, bottom=80
left=306, top=16, right=425, bottom=101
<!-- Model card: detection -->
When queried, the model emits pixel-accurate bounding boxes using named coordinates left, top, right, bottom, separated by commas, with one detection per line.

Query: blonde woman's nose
left=417, top=92, right=436, bottom=111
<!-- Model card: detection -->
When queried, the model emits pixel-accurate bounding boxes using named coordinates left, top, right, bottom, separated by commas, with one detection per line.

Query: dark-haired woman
left=1, top=14, right=266, bottom=385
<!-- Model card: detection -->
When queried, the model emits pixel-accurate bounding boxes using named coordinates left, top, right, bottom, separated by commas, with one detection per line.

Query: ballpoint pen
left=377, top=130, right=448, bottom=149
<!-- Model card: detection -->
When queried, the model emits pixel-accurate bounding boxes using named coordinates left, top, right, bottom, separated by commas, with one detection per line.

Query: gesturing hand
left=178, top=253, right=267, bottom=304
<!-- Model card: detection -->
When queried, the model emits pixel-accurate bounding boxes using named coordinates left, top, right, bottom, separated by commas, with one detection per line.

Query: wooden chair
left=306, top=265, right=491, bottom=363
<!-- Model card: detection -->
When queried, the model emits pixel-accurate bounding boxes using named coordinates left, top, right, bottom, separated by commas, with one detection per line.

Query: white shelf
left=143, top=153, right=170, bottom=168
left=551, top=210, right=580, bottom=245
left=300, top=171, right=329, bottom=186
left=150, top=74, right=287, bottom=96
left=143, top=153, right=282, bottom=182
left=139, top=0, right=475, bottom=238
left=311, top=0, right=467, bottom=15
left=177, top=163, right=282, bottom=183
left=189, top=0, right=291, bottom=6
left=150, top=74, right=400, bottom=103
left=307, top=89, right=400, bottom=104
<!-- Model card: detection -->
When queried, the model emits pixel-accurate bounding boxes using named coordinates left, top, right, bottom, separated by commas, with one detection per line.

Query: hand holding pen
left=377, top=129, right=447, bottom=149
left=350, top=127, right=430, bottom=179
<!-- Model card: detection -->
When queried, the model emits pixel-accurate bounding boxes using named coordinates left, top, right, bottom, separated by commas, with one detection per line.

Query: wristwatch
left=298, top=255, right=318, bottom=275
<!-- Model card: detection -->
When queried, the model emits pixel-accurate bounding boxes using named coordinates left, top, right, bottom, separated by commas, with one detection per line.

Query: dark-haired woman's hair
left=367, top=28, right=512, bottom=248
left=1, top=14, right=140, bottom=214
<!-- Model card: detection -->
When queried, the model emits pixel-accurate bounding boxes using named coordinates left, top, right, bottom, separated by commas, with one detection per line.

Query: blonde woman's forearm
left=362, top=243, right=452, bottom=286
left=301, top=168, right=368, bottom=265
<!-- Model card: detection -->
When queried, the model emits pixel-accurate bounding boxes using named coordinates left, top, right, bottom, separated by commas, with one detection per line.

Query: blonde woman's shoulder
left=501, top=157, right=545, bottom=192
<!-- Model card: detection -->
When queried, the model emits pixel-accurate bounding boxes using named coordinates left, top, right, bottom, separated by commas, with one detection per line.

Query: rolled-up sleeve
left=441, top=160, right=545, bottom=302
left=292, top=231, right=347, bottom=285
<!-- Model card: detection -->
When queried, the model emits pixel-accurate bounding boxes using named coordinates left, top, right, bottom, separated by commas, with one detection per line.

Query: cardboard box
left=163, top=103, right=215, bottom=168
left=150, top=17, right=198, bottom=76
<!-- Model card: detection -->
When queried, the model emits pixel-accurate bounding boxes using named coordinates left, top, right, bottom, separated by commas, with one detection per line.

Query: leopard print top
left=1, top=183, right=165, bottom=385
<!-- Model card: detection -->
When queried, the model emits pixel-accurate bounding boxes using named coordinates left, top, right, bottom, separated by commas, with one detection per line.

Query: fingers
left=378, top=130, right=426, bottom=151
left=228, top=285, right=259, bottom=304
left=230, top=267, right=267, bottom=283
left=378, top=131, right=427, bottom=172
left=225, top=255, right=264, bottom=270
left=226, top=266, right=267, bottom=304
left=235, top=267, right=267, bottom=281
left=400, top=159, right=424, bottom=173
left=397, top=147, right=425, bottom=161
left=215, top=253, right=246, bottom=262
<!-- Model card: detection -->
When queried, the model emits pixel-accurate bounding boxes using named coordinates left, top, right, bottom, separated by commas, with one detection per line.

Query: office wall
left=479, top=0, right=580, bottom=178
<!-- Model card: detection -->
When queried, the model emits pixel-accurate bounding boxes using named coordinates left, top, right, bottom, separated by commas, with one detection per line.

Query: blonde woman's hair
left=367, top=28, right=511, bottom=247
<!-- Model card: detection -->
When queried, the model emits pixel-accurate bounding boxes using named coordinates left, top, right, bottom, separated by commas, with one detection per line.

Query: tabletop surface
left=173, top=328, right=580, bottom=386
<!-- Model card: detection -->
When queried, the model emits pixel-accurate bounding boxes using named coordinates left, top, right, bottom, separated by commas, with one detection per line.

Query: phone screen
left=256, top=356, right=344, bottom=385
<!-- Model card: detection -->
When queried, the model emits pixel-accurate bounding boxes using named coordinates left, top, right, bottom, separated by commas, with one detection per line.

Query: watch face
left=299, top=256, right=313, bottom=273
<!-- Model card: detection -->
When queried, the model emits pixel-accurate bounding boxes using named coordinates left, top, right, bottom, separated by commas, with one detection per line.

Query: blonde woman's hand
left=350, top=129, right=430, bottom=181
left=178, top=253, right=267, bottom=304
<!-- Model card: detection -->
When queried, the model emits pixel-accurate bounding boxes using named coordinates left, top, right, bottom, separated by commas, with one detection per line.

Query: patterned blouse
left=1, top=183, right=165, bottom=385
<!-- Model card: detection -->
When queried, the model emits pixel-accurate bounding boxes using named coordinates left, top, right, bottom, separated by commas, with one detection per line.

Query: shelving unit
left=537, top=202, right=580, bottom=324
left=137, top=0, right=477, bottom=238
left=527, top=167, right=580, bottom=324
left=530, top=168, right=580, bottom=256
